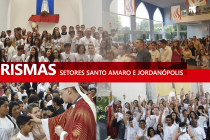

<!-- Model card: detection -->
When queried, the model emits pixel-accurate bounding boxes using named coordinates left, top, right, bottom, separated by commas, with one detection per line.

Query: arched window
left=110, top=0, right=130, bottom=30
left=153, top=8, right=163, bottom=32
left=136, top=2, right=150, bottom=31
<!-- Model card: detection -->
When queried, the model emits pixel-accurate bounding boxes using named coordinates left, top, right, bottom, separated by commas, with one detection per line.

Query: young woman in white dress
left=52, top=49, right=62, bottom=62
left=25, top=47, right=42, bottom=62
left=14, top=33, right=24, bottom=46
left=0, top=31, right=6, bottom=44
left=7, top=40, right=17, bottom=62
left=42, top=33, right=53, bottom=52
left=32, top=32, right=38, bottom=45
left=24, top=36, right=33, bottom=58
left=41, top=30, right=48, bottom=44
left=43, top=48, right=53, bottom=62
left=196, top=49, right=209, bottom=67
left=0, top=97, right=17, bottom=140
left=52, top=31, right=63, bottom=52
left=34, top=38, right=45, bottom=58
left=75, top=44, right=88, bottom=62
left=0, top=49, right=7, bottom=62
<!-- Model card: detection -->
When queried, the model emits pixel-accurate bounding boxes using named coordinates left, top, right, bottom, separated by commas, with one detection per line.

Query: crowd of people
left=0, top=82, right=97, bottom=140
left=0, top=24, right=209, bottom=69
left=106, top=83, right=209, bottom=140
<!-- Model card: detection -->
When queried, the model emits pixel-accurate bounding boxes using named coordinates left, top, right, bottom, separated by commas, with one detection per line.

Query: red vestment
left=47, top=98, right=96, bottom=140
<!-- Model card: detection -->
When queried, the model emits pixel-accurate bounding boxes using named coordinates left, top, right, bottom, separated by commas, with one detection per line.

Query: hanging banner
left=171, top=5, right=181, bottom=21
left=124, top=0, right=136, bottom=16
left=187, top=0, right=208, bottom=7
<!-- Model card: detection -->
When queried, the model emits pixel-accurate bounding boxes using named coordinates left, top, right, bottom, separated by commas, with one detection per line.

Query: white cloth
left=15, top=39, right=24, bottom=46
left=163, top=123, right=177, bottom=140
left=117, top=55, right=131, bottom=62
left=17, top=132, right=34, bottom=140
left=24, top=44, right=32, bottom=57
left=23, top=102, right=28, bottom=110
left=159, top=46, right=172, bottom=62
left=70, top=36, right=77, bottom=53
left=17, top=91, right=28, bottom=101
left=0, top=41, right=4, bottom=49
left=11, top=54, right=25, bottom=62
left=149, top=50, right=159, bottom=62
left=75, top=53, right=88, bottom=62
left=0, top=117, right=15, bottom=140
left=37, top=83, right=51, bottom=93
left=87, top=54, right=103, bottom=62
left=197, top=116, right=206, bottom=128
left=42, top=40, right=53, bottom=49
left=60, top=52, right=76, bottom=62
left=6, top=35, right=15, bottom=41
left=52, top=38, right=63, bottom=50
left=191, top=126, right=206, bottom=140
left=177, top=133, right=191, bottom=140
left=148, top=135, right=162, bottom=140
left=126, top=124, right=137, bottom=140
left=7, top=46, right=17, bottom=62
left=79, top=36, right=99, bottom=54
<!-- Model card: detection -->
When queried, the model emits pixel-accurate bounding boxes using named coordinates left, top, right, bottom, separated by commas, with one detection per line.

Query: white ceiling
left=142, top=0, right=186, bottom=8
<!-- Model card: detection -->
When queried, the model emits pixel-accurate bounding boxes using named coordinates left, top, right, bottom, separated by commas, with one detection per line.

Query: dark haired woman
left=0, top=97, right=18, bottom=140
left=0, top=49, right=7, bottom=62
left=25, top=47, right=43, bottom=62
left=42, top=33, right=53, bottom=52
left=171, top=40, right=182, bottom=69
left=147, top=127, right=162, bottom=140
left=41, top=30, right=48, bottom=44
left=156, top=124, right=163, bottom=140
left=75, top=44, right=88, bottom=69
left=8, top=101, right=20, bottom=134
left=11, top=93, right=19, bottom=102
left=14, top=33, right=24, bottom=46
left=34, top=37, right=45, bottom=58
left=93, top=32, right=100, bottom=44
left=0, top=31, right=6, bottom=44
left=24, top=36, right=33, bottom=58
left=43, top=48, right=53, bottom=62
left=53, top=31, right=63, bottom=52
left=196, top=49, right=209, bottom=67
left=52, top=49, right=62, bottom=69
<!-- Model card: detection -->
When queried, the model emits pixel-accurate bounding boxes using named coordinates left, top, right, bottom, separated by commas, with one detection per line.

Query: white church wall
left=81, top=0, right=102, bottom=28
left=8, top=0, right=82, bottom=33
left=111, top=83, right=147, bottom=103
left=0, top=0, right=10, bottom=32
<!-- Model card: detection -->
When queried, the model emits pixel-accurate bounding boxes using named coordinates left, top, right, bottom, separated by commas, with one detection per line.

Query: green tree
left=136, top=19, right=149, bottom=31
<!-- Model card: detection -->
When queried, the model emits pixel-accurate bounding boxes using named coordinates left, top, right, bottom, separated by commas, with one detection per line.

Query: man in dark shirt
left=128, top=39, right=151, bottom=69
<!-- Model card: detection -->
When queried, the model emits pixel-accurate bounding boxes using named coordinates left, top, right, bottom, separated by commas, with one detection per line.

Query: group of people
left=0, top=82, right=97, bottom=140
left=105, top=83, right=209, bottom=140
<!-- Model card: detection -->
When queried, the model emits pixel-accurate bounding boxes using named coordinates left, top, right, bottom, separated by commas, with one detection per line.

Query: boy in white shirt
left=87, top=44, right=103, bottom=62
left=123, top=113, right=137, bottom=140
left=16, top=115, right=34, bottom=140
left=11, top=45, right=25, bottom=62
left=60, top=43, right=76, bottom=62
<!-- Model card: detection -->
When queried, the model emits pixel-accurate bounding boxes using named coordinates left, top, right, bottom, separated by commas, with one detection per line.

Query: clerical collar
left=72, top=95, right=82, bottom=105
left=61, top=32, right=67, bottom=35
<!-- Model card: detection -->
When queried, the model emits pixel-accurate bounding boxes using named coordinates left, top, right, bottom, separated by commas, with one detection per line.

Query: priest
left=28, top=83, right=96, bottom=140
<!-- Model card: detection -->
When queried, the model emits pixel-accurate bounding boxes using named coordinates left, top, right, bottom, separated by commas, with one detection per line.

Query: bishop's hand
left=27, top=113, right=42, bottom=124
left=55, top=126, right=64, bottom=137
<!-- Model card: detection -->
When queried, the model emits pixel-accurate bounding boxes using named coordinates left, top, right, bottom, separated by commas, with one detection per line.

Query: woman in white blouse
left=0, top=31, right=6, bottom=44
left=196, top=49, right=209, bottom=67
left=52, top=31, right=63, bottom=52
left=25, top=47, right=42, bottom=62
left=42, top=33, right=53, bottom=52
left=43, top=48, right=53, bottom=62
left=52, top=49, right=62, bottom=62
left=24, top=36, right=33, bottom=58
left=75, top=44, right=88, bottom=62
left=34, top=38, right=45, bottom=58
left=0, top=49, right=7, bottom=62
left=14, top=33, right=24, bottom=46
left=7, top=40, right=17, bottom=62
left=183, top=45, right=192, bottom=59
